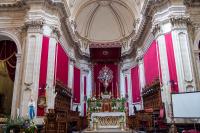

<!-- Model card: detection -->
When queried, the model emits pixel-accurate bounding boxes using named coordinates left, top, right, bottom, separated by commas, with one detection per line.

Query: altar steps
left=82, top=128, right=137, bottom=133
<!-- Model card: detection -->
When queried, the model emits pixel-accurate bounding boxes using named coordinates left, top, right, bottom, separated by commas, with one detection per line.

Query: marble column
left=136, top=49, right=145, bottom=110
left=45, top=26, right=59, bottom=110
left=68, top=58, right=75, bottom=110
left=20, top=19, right=44, bottom=117
left=124, top=70, right=133, bottom=115
left=11, top=53, right=22, bottom=118
left=153, top=24, right=172, bottom=123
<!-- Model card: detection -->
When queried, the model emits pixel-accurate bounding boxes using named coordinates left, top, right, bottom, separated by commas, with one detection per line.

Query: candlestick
left=112, top=82, right=113, bottom=97
left=99, top=82, right=100, bottom=98
left=116, top=82, right=118, bottom=98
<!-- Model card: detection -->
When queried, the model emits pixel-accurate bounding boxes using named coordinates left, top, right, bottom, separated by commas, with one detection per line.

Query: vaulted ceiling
left=67, top=0, right=143, bottom=43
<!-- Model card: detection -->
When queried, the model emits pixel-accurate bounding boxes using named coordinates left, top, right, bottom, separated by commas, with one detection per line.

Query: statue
left=28, top=98, right=35, bottom=120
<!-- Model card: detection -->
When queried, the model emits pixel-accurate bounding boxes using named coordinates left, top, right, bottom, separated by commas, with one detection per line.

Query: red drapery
left=55, top=43, right=69, bottom=85
left=84, top=76, right=87, bottom=116
left=165, top=33, right=179, bottom=92
left=0, top=40, right=17, bottom=81
left=131, top=66, right=141, bottom=103
left=144, top=40, right=159, bottom=85
left=73, top=66, right=81, bottom=103
left=93, top=63, right=119, bottom=98
left=38, top=36, right=50, bottom=116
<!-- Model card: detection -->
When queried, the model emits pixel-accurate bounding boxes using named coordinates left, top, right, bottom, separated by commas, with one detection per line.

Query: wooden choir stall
left=44, top=81, right=82, bottom=133
left=127, top=79, right=168, bottom=132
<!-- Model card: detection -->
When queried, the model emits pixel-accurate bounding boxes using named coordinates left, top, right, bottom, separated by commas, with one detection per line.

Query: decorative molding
left=16, top=53, right=22, bottom=62
left=50, top=25, right=60, bottom=40
left=170, top=15, right=191, bottom=29
left=184, top=0, right=200, bottom=7
left=0, top=0, right=26, bottom=9
left=24, top=18, right=45, bottom=33
left=151, top=24, right=162, bottom=38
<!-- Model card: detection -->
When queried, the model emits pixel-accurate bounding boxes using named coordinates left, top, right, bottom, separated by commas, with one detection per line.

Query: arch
left=0, top=31, right=22, bottom=118
left=0, top=31, right=22, bottom=54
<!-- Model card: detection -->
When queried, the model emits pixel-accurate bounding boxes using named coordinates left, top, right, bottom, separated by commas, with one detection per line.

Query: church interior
left=0, top=0, right=200, bottom=133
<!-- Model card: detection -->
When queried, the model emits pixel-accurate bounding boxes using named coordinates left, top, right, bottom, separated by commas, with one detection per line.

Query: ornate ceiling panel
left=68, top=0, right=141, bottom=43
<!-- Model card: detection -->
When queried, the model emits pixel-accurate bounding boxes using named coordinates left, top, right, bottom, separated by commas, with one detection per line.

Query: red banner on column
left=131, top=66, right=141, bottom=103
left=165, top=33, right=179, bottom=92
left=73, top=66, right=81, bottom=103
left=38, top=36, right=50, bottom=116
left=55, top=43, right=69, bottom=85
left=144, top=40, right=159, bottom=85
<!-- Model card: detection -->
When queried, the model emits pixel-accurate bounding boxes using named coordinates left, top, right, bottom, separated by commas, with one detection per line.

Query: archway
left=0, top=37, right=17, bottom=117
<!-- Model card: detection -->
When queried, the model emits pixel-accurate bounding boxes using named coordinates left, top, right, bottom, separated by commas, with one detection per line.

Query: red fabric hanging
left=131, top=66, right=141, bottom=102
left=93, top=63, right=119, bottom=98
left=0, top=40, right=17, bottom=81
left=38, top=36, right=50, bottom=116
left=165, top=33, right=179, bottom=92
left=144, top=40, right=159, bottom=85
left=73, top=66, right=81, bottom=103
left=55, top=43, right=69, bottom=85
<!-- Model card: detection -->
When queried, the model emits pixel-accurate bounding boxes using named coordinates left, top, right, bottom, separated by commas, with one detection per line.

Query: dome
left=69, top=0, right=140, bottom=43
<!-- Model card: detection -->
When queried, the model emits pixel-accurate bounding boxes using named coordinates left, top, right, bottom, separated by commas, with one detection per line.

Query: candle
left=99, top=82, right=100, bottom=98
left=112, top=82, right=113, bottom=96
left=17, top=108, right=19, bottom=117
left=95, top=83, right=97, bottom=97
left=116, top=82, right=118, bottom=98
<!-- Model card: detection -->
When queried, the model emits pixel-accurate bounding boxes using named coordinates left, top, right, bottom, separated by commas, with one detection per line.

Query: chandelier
left=98, top=65, right=113, bottom=92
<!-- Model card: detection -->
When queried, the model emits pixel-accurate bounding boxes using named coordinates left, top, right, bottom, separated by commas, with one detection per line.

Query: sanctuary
left=0, top=0, right=200, bottom=133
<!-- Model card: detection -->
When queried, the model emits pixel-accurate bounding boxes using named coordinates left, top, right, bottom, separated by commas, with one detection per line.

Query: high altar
left=87, top=93, right=126, bottom=130
left=86, top=65, right=127, bottom=130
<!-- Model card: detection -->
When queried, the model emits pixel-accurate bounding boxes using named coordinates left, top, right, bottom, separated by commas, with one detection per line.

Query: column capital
left=81, top=68, right=89, bottom=74
left=16, top=53, right=22, bottom=62
left=170, top=15, right=191, bottom=29
left=151, top=24, right=162, bottom=38
left=50, top=25, right=61, bottom=40
left=24, top=18, right=45, bottom=33
left=136, top=48, right=144, bottom=64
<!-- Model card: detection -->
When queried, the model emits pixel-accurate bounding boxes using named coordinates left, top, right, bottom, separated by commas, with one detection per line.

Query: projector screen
left=172, top=92, right=200, bottom=118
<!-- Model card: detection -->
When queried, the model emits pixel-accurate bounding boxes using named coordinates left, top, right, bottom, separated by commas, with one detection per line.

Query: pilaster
left=68, top=58, right=75, bottom=110
left=45, top=25, right=59, bottom=111
left=170, top=16, right=196, bottom=92
left=136, top=49, right=145, bottom=110
left=20, top=19, right=44, bottom=117
left=153, top=24, right=172, bottom=122
left=124, top=70, right=133, bottom=116
left=11, top=53, right=22, bottom=118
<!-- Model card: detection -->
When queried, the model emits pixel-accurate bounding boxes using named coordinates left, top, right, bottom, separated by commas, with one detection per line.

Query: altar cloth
left=91, top=112, right=126, bottom=128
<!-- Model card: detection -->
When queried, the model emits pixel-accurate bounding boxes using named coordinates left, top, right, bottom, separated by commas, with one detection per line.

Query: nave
left=0, top=0, right=200, bottom=133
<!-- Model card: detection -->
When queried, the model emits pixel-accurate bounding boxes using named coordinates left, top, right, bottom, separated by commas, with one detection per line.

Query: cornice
left=0, top=0, right=25, bottom=7
left=122, top=0, right=169, bottom=58
left=50, top=25, right=61, bottom=40
left=24, top=18, right=45, bottom=33
left=169, top=15, right=192, bottom=30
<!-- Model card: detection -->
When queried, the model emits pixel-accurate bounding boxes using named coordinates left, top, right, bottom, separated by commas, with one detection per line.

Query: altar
left=91, top=112, right=126, bottom=129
